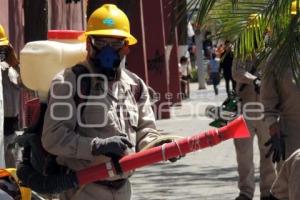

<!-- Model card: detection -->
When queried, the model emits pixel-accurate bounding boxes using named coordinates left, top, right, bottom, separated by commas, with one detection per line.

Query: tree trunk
left=195, top=29, right=206, bottom=89
left=24, top=0, right=48, bottom=43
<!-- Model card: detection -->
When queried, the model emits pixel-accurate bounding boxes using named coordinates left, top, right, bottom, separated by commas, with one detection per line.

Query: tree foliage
left=184, top=0, right=300, bottom=82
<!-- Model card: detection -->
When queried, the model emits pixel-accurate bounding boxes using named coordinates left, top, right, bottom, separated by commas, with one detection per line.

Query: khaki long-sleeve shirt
left=261, top=68, right=300, bottom=157
left=232, top=59, right=259, bottom=104
left=232, top=59, right=262, bottom=120
left=42, top=60, right=160, bottom=180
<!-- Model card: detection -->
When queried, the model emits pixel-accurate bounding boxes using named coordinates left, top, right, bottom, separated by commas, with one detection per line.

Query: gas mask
left=90, top=38, right=124, bottom=81
left=94, top=45, right=121, bottom=81
left=0, top=47, right=7, bottom=62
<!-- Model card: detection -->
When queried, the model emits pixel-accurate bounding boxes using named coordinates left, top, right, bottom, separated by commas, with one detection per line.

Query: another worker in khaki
left=261, top=67, right=300, bottom=199
left=270, top=149, right=300, bottom=200
left=42, top=4, right=167, bottom=200
left=0, top=24, right=21, bottom=168
left=232, top=58, right=276, bottom=200
left=261, top=68, right=300, bottom=159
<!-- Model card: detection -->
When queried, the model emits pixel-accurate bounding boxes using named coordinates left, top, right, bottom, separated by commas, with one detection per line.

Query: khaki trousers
left=234, top=119, right=276, bottom=198
left=271, top=149, right=300, bottom=200
left=60, top=179, right=131, bottom=200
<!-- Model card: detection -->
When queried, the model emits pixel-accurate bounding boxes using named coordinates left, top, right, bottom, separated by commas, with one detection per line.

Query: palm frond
left=184, top=0, right=300, bottom=81
left=265, top=13, right=300, bottom=84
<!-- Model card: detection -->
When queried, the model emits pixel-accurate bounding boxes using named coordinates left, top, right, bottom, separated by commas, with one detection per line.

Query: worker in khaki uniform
left=0, top=24, right=21, bottom=168
left=232, top=57, right=276, bottom=200
left=42, top=4, right=173, bottom=200
left=261, top=66, right=300, bottom=200
left=269, top=149, right=300, bottom=200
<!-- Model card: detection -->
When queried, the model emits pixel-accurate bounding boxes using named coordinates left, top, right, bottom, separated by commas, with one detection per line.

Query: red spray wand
left=77, top=116, right=249, bottom=185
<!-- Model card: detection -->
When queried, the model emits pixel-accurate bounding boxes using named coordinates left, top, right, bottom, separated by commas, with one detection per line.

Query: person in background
left=0, top=24, right=21, bottom=168
left=188, top=45, right=196, bottom=69
left=203, top=31, right=213, bottom=60
left=232, top=54, right=276, bottom=200
left=178, top=56, right=190, bottom=99
left=187, top=21, right=196, bottom=69
left=220, top=40, right=236, bottom=96
left=215, top=43, right=224, bottom=58
left=207, top=53, right=220, bottom=95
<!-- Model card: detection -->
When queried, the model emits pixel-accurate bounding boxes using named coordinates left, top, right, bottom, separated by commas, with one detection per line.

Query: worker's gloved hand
left=155, top=139, right=184, bottom=163
left=168, top=155, right=184, bottom=163
left=253, top=78, right=261, bottom=94
left=265, top=133, right=286, bottom=163
left=269, top=122, right=281, bottom=137
left=91, top=136, right=133, bottom=157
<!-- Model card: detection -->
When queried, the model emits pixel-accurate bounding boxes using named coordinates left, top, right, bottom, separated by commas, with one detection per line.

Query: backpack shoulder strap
left=71, top=64, right=91, bottom=108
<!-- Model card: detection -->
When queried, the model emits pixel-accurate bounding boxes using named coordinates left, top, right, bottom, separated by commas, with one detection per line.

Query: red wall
left=126, top=0, right=149, bottom=83
left=162, top=0, right=181, bottom=105
left=143, top=0, right=170, bottom=119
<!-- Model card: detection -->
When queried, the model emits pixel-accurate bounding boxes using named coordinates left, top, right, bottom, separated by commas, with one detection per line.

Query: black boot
left=235, top=194, right=252, bottom=200
left=268, top=194, right=279, bottom=200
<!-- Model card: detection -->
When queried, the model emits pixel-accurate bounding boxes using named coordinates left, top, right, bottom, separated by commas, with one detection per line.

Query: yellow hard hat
left=0, top=168, right=31, bottom=200
left=0, top=24, right=9, bottom=46
left=291, top=0, right=297, bottom=15
left=85, top=4, right=137, bottom=45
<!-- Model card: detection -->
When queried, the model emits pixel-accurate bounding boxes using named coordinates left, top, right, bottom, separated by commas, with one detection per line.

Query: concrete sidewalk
left=131, top=82, right=262, bottom=200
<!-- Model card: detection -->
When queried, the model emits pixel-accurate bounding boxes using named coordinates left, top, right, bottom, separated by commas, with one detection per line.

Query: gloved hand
left=168, top=155, right=184, bottom=163
left=154, top=139, right=184, bottom=163
left=265, top=133, right=286, bottom=163
left=91, top=136, right=133, bottom=158
left=253, top=78, right=261, bottom=94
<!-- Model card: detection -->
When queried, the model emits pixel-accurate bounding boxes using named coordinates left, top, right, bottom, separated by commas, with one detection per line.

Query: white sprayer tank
left=20, top=30, right=87, bottom=102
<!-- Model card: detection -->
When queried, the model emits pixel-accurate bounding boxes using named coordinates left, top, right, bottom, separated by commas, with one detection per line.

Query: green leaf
left=177, top=0, right=300, bottom=82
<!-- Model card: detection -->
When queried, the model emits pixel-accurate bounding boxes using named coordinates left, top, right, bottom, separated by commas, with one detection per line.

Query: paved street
left=131, top=82, right=262, bottom=200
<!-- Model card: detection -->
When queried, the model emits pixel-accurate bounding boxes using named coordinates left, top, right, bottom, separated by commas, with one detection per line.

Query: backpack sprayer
left=16, top=111, right=249, bottom=195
